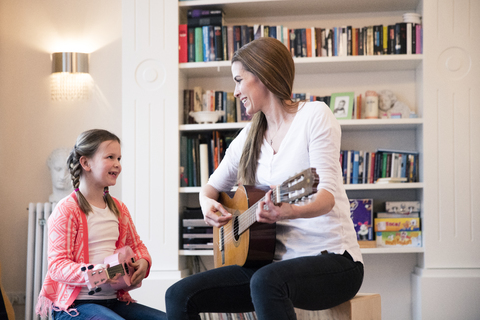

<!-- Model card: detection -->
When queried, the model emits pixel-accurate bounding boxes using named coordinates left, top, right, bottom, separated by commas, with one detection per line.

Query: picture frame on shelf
left=330, top=92, right=354, bottom=120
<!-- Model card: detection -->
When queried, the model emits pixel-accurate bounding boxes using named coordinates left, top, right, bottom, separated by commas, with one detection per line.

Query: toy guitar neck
left=82, top=246, right=141, bottom=295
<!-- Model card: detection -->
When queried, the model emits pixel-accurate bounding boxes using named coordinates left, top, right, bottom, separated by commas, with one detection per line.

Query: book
left=377, top=212, right=419, bottom=218
left=193, top=86, right=203, bottom=112
left=233, top=25, right=242, bottom=52
left=227, top=26, right=234, bottom=60
left=376, top=177, right=407, bottom=184
left=374, top=218, right=420, bottom=232
left=187, top=16, right=224, bottom=28
left=237, top=98, right=252, bottom=122
left=188, top=27, right=196, bottom=62
left=202, top=25, right=215, bottom=62
left=180, top=135, right=188, bottom=186
left=179, top=24, right=188, bottom=63
left=199, top=144, right=209, bottom=186
left=225, top=92, right=236, bottom=123
left=376, top=231, right=422, bottom=247
left=187, top=9, right=224, bottom=18
left=194, top=27, right=204, bottom=62
left=352, top=150, right=359, bottom=184
left=253, top=24, right=264, bottom=40
left=395, top=22, right=407, bottom=54
left=349, top=199, right=374, bottom=241
left=214, top=26, right=224, bottom=61
left=385, top=201, right=420, bottom=214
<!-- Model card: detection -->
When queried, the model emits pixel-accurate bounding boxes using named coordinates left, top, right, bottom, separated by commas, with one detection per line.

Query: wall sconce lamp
left=51, top=52, right=91, bottom=101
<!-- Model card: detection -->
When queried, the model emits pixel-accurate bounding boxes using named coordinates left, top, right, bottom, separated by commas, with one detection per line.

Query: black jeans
left=165, top=251, right=364, bottom=320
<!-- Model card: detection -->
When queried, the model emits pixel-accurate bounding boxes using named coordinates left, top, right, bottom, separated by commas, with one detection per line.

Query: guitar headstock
left=82, top=265, right=108, bottom=295
left=276, top=168, right=319, bottom=204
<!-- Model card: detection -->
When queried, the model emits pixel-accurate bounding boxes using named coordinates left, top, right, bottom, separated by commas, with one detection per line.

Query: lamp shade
left=52, top=52, right=89, bottom=73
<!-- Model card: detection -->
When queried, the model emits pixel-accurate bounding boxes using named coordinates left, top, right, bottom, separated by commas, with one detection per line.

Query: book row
left=179, top=22, right=422, bottom=63
left=340, top=149, right=419, bottom=185
left=180, top=131, right=236, bottom=187
left=183, top=89, right=251, bottom=125
left=200, top=312, right=257, bottom=320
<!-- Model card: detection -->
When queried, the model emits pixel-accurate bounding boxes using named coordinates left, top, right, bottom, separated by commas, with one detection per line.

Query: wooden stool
left=295, top=293, right=381, bottom=320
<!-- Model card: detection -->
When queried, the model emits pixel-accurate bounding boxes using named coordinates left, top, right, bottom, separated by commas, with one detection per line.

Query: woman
left=166, top=37, right=363, bottom=320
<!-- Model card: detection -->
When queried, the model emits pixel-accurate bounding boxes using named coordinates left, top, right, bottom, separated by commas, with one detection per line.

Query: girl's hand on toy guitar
left=105, top=269, right=121, bottom=285
left=128, top=258, right=148, bottom=287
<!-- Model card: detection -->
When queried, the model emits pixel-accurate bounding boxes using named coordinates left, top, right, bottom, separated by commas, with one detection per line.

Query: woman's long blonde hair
left=67, top=129, right=121, bottom=217
left=232, top=37, right=300, bottom=185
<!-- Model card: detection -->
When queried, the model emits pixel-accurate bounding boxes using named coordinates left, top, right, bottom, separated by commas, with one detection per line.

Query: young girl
left=36, top=129, right=166, bottom=320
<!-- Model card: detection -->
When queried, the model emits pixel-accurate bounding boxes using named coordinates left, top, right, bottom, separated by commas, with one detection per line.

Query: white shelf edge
left=180, top=183, right=422, bottom=193
left=179, top=247, right=424, bottom=256
left=179, top=55, right=423, bottom=77
left=344, top=182, right=423, bottom=190
left=180, top=118, right=422, bottom=132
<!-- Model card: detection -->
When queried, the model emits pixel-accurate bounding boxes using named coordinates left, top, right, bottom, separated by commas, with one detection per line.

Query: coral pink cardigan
left=36, top=193, right=152, bottom=317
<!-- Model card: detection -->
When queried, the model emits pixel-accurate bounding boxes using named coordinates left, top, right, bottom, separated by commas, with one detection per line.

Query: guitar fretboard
left=235, top=189, right=278, bottom=236
left=106, top=263, right=126, bottom=279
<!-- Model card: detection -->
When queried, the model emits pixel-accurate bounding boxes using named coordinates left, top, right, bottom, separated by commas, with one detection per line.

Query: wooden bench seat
left=295, top=293, right=381, bottom=320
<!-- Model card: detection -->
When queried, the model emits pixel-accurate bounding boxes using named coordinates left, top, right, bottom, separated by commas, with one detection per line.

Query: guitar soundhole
left=233, top=216, right=239, bottom=241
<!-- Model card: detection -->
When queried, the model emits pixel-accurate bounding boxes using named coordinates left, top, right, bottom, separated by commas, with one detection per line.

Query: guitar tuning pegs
left=88, top=290, right=95, bottom=295
left=87, top=265, right=94, bottom=270
left=80, top=266, right=86, bottom=272
left=95, top=287, right=102, bottom=293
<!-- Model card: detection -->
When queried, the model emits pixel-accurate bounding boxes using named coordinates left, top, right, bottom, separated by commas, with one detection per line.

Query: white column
left=122, top=0, right=186, bottom=311
left=414, top=0, right=480, bottom=319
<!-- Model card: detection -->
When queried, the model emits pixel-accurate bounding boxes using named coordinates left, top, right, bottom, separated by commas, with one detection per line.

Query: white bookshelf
left=123, top=0, right=480, bottom=318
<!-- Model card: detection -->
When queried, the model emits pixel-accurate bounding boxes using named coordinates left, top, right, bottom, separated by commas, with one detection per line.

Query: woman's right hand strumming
left=200, top=185, right=232, bottom=228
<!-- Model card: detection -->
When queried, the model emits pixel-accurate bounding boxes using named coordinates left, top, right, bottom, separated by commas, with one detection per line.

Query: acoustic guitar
left=213, top=168, right=319, bottom=268
left=82, top=246, right=142, bottom=295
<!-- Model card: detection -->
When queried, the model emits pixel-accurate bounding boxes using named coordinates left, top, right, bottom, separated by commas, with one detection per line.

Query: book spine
left=202, top=26, right=210, bottom=62
left=194, top=27, right=203, bottom=62
left=352, top=150, right=359, bottom=184
left=179, top=24, right=188, bottom=63
left=395, top=22, right=407, bottom=54
left=187, top=16, right=224, bottom=28
left=289, top=29, right=296, bottom=57
left=240, top=25, right=249, bottom=47
left=188, top=27, right=196, bottom=62
left=227, top=26, right=234, bottom=60
left=188, top=9, right=224, bottom=19
left=214, top=26, right=224, bottom=61
left=233, top=26, right=242, bottom=52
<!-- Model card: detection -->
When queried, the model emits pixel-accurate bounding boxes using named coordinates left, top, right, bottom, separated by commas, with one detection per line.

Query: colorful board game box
left=374, top=218, right=420, bottom=232
left=349, top=199, right=373, bottom=240
left=376, top=231, right=422, bottom=247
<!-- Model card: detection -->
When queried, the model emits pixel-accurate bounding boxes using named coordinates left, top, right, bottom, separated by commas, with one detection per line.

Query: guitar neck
left=106, top=263, right=126, bottom=279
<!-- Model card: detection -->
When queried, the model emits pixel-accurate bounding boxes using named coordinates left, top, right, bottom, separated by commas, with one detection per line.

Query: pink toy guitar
left=81, top=246, right=142, bottom=295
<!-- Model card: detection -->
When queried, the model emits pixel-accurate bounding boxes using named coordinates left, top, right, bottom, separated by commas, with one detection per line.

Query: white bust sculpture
left=47, top=148, right=73, bottom=202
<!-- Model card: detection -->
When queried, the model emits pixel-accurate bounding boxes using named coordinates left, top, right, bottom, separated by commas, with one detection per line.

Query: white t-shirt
left=208, top=101, right=363, bottom=263
left=77, top=205, right=119, bottom=299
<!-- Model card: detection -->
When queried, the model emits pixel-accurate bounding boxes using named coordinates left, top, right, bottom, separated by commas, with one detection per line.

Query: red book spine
left=179, top=24, right=188, bottom=63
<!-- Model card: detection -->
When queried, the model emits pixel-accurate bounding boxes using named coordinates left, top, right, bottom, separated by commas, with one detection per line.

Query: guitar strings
left=217, top=189, right=278, bottom=247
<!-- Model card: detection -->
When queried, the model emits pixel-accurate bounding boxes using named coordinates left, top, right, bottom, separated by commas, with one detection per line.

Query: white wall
left=0, top=0, right=122, bottom=299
